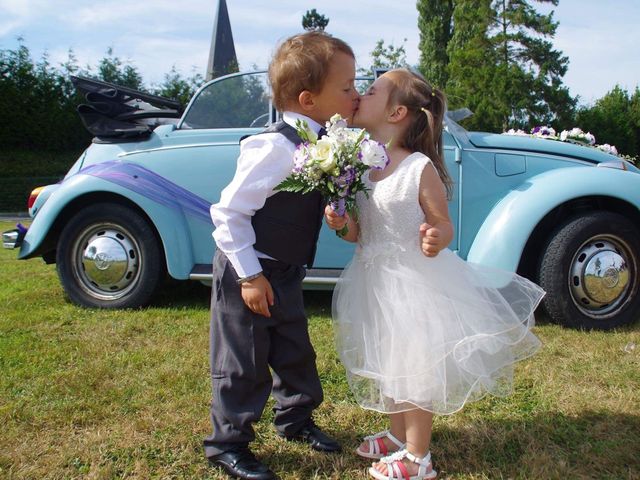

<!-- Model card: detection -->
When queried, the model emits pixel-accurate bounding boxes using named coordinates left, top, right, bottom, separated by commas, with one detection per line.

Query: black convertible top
left=72, top=76, right=184, bottom=140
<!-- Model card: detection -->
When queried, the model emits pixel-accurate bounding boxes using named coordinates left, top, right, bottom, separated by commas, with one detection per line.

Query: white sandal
left=368, top=448, right=437, bottom=480
left=356, top=430, right=405, bottom=459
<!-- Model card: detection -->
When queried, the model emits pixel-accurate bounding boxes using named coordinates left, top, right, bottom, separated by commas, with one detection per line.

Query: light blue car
left=3, top=71, right=640, bottom=330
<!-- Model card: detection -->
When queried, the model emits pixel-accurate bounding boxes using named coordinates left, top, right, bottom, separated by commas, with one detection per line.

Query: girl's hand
left=420, top=223, right=445, bottom=257
left=325, top=205, right=349, bottom=231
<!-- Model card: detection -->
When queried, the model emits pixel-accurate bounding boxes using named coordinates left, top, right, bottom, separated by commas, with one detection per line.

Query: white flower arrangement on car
left=503, top=126, right=632, bottom=161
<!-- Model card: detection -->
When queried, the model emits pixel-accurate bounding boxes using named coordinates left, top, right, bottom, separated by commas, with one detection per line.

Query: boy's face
left=307, top=51, right=359, bottom=125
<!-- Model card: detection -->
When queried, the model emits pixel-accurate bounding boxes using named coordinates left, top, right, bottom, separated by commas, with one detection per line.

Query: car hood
left=468, top=131, right=628, bottom=166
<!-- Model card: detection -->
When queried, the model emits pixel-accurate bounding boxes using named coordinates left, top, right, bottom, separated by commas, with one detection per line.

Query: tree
left=445, top=0, right=506, bottom=131
left=576, top=86, right=638, bottom=158
left=490, top=0, right=575, bottom=130
left=418, top=0, right=576, bottom=132
left=417, top=0, right=453, bottom=89
left=97, top=47, right=144, bottom=90
left=153, top=66, right=203, bottom=107
left=302, top=9, right=329, bottom=31
left=359, top=39, right=409, bottom=77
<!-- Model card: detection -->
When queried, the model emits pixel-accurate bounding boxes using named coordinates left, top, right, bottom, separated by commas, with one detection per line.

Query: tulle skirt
left=332, top=244, right=545, bottom=415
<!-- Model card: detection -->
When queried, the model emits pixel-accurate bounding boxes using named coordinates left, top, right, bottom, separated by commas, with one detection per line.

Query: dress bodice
left=357, top=152, right=430, bottom=251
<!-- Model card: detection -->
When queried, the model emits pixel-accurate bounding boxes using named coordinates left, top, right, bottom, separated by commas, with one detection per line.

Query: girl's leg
left=389, top=412, right=406, bottom=443
left=372, top=409, right=434, bottom=477
left=405, top=409, right=433, bottom=457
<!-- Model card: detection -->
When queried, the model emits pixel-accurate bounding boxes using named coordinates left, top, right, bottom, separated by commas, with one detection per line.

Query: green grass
left=1, top=220, right=639, bottom=479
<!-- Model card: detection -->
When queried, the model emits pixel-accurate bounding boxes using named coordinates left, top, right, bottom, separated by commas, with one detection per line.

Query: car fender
left=19, top=164, right=210, bottom=280
left=466, top=166, right=640, bottom=272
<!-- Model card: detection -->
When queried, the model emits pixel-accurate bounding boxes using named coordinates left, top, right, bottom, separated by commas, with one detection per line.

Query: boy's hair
left=269, top=31, right=354, bottom=111
left=386, top=68, right=453, bottom=199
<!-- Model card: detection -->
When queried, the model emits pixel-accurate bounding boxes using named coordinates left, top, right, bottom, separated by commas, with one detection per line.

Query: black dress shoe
left=281, top=420, right=342, bottom=453
left=207, top=446, right=277, bottom=480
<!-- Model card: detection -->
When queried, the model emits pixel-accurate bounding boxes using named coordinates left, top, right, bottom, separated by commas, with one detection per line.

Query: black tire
left=56, top=202, right=164, bottom=308
left=538, top=211, right=640, bottom=330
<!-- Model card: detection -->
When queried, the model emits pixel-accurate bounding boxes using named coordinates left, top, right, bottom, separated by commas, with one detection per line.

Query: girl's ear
left=388, top=105, right=409, bottom=123
left=298, top=90, right=315, bottom=112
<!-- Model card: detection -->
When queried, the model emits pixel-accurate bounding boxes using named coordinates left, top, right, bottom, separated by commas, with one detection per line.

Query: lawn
left=0, top=220, right=638, bottom=479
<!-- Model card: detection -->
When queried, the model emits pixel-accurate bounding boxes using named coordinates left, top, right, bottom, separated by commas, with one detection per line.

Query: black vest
left=251, top=122, right=325, bottom=267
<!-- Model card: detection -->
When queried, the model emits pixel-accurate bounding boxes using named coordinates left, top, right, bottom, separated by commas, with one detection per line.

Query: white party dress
left=332, top=152, right=545, bottom=415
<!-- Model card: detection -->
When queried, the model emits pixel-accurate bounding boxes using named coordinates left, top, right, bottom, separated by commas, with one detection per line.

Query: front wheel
left=538, top=212, right=640, bottom=330
left=56, top=203, right=164, bottom=308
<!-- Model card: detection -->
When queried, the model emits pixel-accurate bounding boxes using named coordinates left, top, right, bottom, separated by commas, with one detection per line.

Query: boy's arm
left=211, top=135, right=294, bottom=316
left=418, top=161, right=454, bottom=257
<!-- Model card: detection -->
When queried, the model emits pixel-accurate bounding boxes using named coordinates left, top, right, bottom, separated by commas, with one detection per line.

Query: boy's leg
left=204, top=250, right=274, bottom=458
left=265, top=262, right=323, bottom=436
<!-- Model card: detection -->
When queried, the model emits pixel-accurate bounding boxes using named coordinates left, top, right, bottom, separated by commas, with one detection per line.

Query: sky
left=1, top=0, right=639, bottom=105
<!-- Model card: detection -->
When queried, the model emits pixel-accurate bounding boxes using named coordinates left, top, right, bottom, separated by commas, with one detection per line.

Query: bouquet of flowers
left=275, top=114, right=389, bottom=235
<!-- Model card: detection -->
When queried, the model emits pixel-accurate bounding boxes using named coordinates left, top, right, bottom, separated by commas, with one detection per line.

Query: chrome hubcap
left=569, top=236, right=634, bottom=318
left=74, top=224, right=141, bottom=300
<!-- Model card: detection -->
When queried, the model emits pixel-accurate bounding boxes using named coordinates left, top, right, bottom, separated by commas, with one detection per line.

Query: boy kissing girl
left=205, top=31, right=357, bottom=480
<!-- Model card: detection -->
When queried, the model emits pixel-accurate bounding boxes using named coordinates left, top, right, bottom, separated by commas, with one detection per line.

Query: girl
left=325, top=69, right=544, bottom=480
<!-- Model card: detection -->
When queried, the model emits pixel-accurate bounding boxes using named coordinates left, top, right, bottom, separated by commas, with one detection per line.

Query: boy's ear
left=298, top=90, right=316, bottom=112
left=388, top=105, right=409, bottom=123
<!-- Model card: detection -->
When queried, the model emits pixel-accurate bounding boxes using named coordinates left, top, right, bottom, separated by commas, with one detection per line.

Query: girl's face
left=352, top=74, right=394, bottom=130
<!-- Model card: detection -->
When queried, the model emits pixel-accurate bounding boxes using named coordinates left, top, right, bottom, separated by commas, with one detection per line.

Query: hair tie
left=420, top=106, right=429, bottom=115
left=431, top=91, right=435, bottom=97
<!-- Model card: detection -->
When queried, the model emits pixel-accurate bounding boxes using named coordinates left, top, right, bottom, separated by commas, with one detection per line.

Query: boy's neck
left=282, top=111, right=324, bottom=131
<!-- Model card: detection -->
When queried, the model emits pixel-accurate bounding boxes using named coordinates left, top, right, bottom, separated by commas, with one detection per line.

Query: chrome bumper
left=3, top=225, right=27, bottom=249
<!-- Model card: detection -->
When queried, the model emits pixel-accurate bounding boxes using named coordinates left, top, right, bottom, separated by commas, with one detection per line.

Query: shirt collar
left=282, top=111, right=324, bottom=135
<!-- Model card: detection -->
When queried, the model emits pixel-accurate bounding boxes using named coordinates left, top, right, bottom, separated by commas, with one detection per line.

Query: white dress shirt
left=210, top=111, right=324, bottom=278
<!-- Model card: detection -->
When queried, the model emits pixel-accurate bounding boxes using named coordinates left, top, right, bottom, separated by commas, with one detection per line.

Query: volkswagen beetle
left=3, top=71, right=639, bottom=330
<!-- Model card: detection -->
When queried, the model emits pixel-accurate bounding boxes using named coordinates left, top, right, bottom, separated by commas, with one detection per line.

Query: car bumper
left=2, top=225, right=27, bottom=249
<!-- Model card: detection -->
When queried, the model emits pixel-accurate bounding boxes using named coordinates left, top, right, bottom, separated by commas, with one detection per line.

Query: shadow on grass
left=247, top=410, right=639, bottom=479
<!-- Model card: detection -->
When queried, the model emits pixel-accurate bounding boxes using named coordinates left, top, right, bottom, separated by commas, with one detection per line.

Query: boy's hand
left=325, top=205, right=348, bottom=231
left=420, top=223, right=445, bottom=257
left=241, top=274, right=274, bottom=317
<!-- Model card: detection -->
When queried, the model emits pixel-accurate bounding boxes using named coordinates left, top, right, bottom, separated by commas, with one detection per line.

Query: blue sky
left=1, top=0, right=638, bottom=105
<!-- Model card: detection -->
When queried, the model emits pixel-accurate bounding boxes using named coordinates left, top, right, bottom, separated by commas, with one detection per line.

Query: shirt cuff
left=224, top=247, right=263, bottom=279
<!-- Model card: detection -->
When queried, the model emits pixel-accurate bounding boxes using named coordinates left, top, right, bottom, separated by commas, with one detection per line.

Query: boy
left=205, top=31, right=358, bottom=480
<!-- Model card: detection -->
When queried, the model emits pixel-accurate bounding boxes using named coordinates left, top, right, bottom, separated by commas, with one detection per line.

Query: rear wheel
left=538, top=212, right=640, bottom=329
left=56, top=203, right=164, bottom=308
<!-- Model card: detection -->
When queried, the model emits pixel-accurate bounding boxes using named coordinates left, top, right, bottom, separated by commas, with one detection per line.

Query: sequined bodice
left=356, top=152, right=430, bottom=251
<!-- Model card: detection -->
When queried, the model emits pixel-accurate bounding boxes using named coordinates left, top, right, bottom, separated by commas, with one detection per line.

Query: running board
left=189, top=264, right=340, bottom=287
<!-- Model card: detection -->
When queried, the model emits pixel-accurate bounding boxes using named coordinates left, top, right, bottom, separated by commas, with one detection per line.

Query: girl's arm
left=418, top=162, right=454, bottom=256
left=324, top=206, right=359, bottom=243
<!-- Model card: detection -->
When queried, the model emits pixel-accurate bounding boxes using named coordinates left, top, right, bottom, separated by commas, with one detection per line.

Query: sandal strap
left=378, top=449, right=436, bottom=480
left=385, top=431, right=405, bottom=449
left=405, top=450, right=432, bottom=466
left=363, top=430, right=405, bottom=455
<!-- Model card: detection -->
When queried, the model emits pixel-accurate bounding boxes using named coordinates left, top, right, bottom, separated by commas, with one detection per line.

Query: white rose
left=359, top=139, right=389, bottom=169
left=314, top=138, right=337, bottom=172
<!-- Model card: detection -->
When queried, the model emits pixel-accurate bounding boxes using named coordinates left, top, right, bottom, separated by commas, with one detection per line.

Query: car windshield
left=180, top=70, right=471, bottom=139
left=181, top=72, right=270, bottom=129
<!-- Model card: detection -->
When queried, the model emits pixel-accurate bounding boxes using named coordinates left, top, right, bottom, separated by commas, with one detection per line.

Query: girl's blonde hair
left=385, top=69, right=453, bottom=199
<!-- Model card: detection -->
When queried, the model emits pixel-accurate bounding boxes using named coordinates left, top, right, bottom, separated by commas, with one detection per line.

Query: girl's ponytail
left=387, top=70, right=453, bottom=199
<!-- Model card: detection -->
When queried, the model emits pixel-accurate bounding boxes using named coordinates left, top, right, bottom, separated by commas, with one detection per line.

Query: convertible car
left=3, top=71, right=640, bottom=330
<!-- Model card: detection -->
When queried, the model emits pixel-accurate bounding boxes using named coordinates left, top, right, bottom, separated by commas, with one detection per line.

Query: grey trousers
left=204, top=250, right=323, bottom=457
